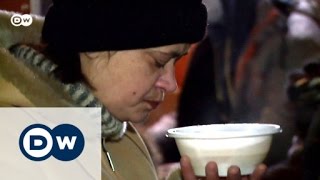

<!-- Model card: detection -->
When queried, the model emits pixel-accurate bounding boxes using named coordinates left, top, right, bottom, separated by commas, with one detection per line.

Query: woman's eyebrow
left=149, top=50, right=188, bottom=59
left=172, top=51, right=188, bottom=59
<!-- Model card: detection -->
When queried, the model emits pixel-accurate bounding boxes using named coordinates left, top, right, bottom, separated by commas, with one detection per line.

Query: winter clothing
left=8, top=44, right=127, bottom=140
left=0, top=10, right=183, bottom=180
left=42, top=0, right=207, bottom=52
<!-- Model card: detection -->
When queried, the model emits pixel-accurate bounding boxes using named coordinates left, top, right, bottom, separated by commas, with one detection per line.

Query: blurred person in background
left=234, top=0, right=320, bottom=166
left=262, top=59, right=320, bottom=180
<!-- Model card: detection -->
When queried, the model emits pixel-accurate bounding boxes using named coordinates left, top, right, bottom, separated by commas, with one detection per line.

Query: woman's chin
left=127, top=111, right=151, bottom=124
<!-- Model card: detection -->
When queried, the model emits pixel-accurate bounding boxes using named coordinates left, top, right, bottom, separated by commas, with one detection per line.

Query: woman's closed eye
left=154, top=59, right=167, bottom=68
left=145, top=49, right=181, bottom=69
left=146, top=52, right=171, bottom=69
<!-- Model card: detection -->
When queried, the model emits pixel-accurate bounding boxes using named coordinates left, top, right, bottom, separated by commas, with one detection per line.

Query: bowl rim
left=166, top=123, right=282, bottom=139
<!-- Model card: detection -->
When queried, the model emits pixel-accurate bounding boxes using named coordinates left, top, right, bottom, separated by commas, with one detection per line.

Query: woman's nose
left=156, top=66, right=178, bottom=93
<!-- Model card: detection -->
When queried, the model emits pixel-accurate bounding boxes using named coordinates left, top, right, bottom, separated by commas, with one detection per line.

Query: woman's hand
left=180, top=155, right=267, bottom=180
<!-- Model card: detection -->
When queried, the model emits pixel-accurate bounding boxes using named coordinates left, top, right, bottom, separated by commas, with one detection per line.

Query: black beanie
left=42, top=0, right=208, bottom=52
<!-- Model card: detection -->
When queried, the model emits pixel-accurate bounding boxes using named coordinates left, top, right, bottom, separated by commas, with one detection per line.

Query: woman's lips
left=145, top=101, right=161, bottom=109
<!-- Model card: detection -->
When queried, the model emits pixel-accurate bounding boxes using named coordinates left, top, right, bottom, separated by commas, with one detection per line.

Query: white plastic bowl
left=166, top=123, right=282, bottom=177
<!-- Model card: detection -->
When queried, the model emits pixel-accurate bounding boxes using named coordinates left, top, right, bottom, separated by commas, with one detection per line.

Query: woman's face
left=80, top=43, right=190, bottom=123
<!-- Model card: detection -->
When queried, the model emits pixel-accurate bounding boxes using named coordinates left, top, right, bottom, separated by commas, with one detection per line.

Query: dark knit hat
left=42, top=0, right=207, bottom=52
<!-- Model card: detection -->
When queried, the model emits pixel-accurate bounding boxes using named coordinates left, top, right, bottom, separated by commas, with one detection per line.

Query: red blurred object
left=0, top=0, right=30, bottom=14
left=175, top=44, right=198, bottom=88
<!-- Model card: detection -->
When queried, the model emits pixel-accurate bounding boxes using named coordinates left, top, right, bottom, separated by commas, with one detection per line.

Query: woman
left=0, top=0, right=266, bottom=179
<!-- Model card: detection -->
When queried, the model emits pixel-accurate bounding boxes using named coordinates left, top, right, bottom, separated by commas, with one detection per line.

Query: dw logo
left=19, top=124, right=85, bottom=161
left=10, top=14, right=33, bottom=27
